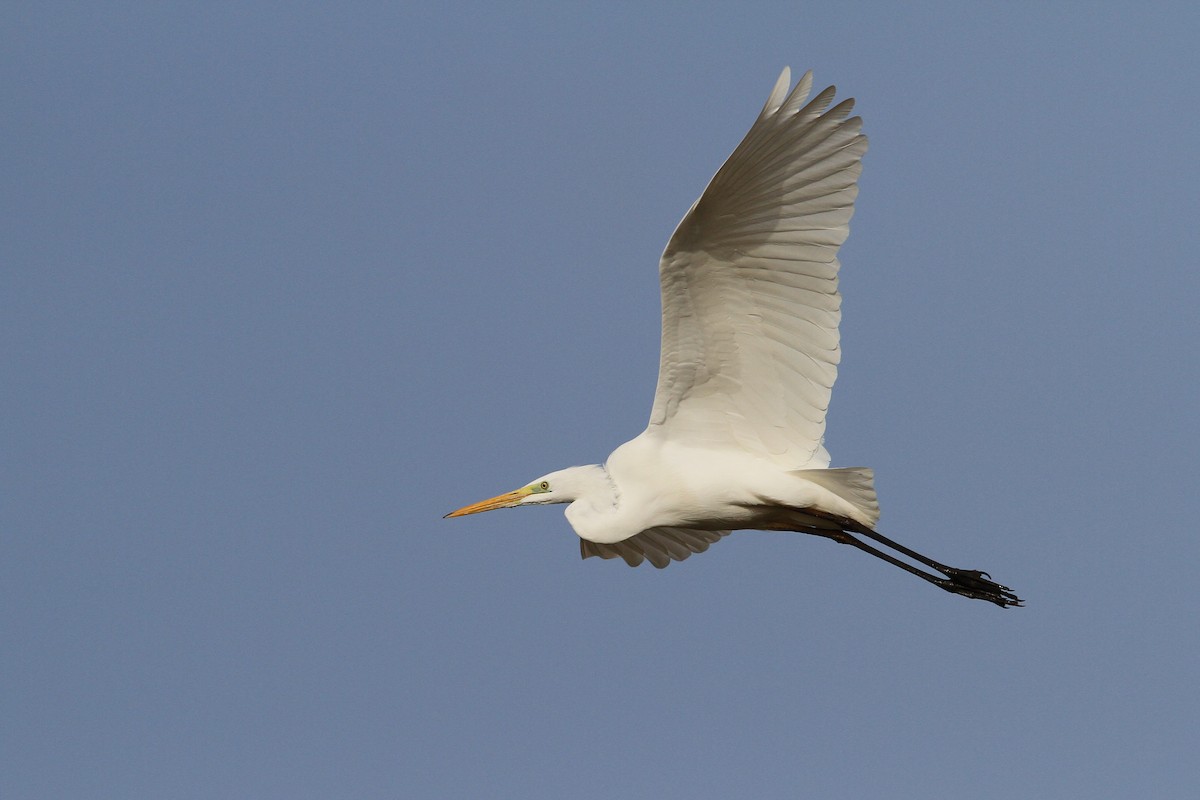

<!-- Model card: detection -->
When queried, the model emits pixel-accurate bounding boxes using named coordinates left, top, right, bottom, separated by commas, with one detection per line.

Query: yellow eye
left=539, top=481, right=550, bottom=491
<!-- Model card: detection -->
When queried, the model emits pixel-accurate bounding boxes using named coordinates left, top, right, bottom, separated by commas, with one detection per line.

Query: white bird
left=446, top=68, right=1021, bottom=607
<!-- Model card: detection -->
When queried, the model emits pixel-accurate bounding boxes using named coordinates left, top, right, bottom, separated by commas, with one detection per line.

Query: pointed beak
left=444, top=487, right=531, bottom=518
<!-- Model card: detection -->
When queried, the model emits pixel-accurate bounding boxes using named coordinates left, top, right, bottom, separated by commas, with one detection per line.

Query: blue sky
left=5, top=3, right=1199, bottom=798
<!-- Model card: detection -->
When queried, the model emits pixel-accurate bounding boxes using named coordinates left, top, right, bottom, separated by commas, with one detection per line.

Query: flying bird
left=446, top=68, right=1021, bottom=607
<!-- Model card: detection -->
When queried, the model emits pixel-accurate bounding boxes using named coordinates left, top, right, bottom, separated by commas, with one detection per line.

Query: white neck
left=546, top=464, right=624, bottom=542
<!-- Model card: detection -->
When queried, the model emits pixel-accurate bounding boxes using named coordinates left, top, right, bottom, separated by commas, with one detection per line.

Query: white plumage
left=651, top=68, right=861, bottom=468
left=447, top=69, right=1021, bottom=607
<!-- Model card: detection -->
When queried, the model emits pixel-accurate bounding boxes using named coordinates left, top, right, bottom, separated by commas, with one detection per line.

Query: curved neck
left=557, top=464, right=617, bottom=509
left=560, top=464, right=623, bottom=541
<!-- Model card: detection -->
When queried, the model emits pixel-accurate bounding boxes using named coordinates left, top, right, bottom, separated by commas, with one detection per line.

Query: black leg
left=798, top=514, right=1023, bottom=608
left=821, top=532, right=1020, bottom=607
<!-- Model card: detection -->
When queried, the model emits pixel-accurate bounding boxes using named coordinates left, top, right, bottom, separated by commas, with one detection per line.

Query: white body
left=565, top=434, right=876, bottom=544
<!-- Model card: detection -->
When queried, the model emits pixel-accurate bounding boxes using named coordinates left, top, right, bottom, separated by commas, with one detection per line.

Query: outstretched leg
left=801, top=512, right=1022, bottom=608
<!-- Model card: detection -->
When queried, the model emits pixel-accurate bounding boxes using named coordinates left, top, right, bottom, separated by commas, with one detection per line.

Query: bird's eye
left=539, top=481, right=550, bottom=491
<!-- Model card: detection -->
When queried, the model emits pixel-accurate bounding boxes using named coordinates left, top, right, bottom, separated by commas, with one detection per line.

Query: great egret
left=446, top=68, right=1022, bottom=608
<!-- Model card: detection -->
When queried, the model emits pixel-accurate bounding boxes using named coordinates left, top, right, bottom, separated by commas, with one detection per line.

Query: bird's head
left=443, top=468, right=579, bottom=518
left=444, top=462, right=614, bottom=520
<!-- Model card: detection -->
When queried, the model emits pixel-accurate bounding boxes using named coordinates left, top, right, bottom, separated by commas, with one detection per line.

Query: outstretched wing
left=580, top=527, right=731, bottom=569
left=647, top=68, right=867, bottom=467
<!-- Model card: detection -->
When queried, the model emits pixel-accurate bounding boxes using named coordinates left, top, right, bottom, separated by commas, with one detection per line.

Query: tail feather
left=793, top=467, right=879, bottom=527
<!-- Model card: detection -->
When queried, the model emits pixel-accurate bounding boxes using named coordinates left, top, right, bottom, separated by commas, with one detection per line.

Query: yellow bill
left=444, top=487, right=532, bottom=518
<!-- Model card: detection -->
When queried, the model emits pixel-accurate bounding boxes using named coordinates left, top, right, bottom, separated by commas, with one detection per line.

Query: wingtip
left=760, top=67, right=793, bottom=118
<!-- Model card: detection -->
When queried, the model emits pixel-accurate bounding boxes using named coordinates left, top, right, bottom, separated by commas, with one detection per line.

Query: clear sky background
left=5, top=3, right=1199, bottom=798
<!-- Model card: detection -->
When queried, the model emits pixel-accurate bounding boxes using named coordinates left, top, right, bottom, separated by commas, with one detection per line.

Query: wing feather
left=579, top=528, right=731, bottom=569
left=647, top=68, right=867, bottom=467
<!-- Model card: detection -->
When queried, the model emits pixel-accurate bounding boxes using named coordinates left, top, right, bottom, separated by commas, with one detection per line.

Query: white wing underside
left=648, top=68, right=868, bottom=468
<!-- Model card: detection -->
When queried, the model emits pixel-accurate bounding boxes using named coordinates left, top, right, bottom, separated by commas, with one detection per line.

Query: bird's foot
left=937, top=567, right=1023, bottom=608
